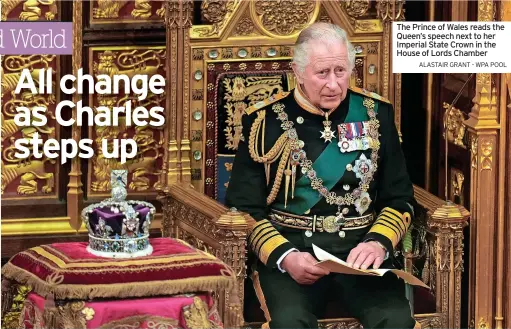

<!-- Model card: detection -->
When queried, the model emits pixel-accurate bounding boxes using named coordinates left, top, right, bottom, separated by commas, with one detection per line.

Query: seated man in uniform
left=226, top=22, right=416, bottom=329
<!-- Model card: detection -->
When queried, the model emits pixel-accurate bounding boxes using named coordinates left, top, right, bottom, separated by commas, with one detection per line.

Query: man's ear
left=291, top=62, right=304, bottom=85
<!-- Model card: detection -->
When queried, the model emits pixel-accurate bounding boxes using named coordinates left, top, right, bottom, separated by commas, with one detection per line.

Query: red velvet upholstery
left=2, top=238, right=234, bottom=300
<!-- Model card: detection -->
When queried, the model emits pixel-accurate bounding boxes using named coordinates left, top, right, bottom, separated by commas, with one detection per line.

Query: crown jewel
left=81, top=170, right=155, bottom=258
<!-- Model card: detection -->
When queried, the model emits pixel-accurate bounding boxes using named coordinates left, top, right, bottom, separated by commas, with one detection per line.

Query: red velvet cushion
left=2, top=238, right=234, bottom=300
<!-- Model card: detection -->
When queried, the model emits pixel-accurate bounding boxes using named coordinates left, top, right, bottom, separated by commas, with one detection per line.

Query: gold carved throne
left=159, top=1, right=469, bottom=328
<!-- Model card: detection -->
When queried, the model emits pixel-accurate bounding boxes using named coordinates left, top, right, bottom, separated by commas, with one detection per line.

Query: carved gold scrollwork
left=91, top=48, right=166, bottom=192
left=476, top=73, right=491, bottom=86
left=179, top=230, right=217, bottom=256
left=201, top=0, right=229, bottom=23
left=1, top=55, right=57, bottom=195
left=92, top=1, right=165, bottom=20
left=233, top=14, right=257, bottom=36
left=478, top=317, right=489, bottom=329
left=252, top=0, right=319, bottom=37
left=1, top=0, right=57, bottom=21
left=451, top=168, right=465, bottom=205
left=377, top=0, right=405, bottom=21
left=343, top=0, right=370, bottom=18
left=355, top=20, right=381, bottom=32
left=478, top=0, right=494, bottom=21
left=165, top=0, right=179, bottom=28
left=194, top=0, right=240, bottom=37
left=470, top=137, right=478, bottom=169
left=442, top=102, right=467, bottom=148
left=480, top=139, right=493, bottom=171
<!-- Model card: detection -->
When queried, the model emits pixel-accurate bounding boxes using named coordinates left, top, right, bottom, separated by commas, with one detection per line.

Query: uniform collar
left=293, top=83, right=339, bottom=117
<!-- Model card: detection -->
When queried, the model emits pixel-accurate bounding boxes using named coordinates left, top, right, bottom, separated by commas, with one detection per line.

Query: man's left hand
left=346, top=241, right=386, bottom=270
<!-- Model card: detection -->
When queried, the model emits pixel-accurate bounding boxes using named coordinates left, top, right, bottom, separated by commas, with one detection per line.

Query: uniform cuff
left=276, top=248, right=299, bottom=273
left=366, top=207, right=412, bottom=249
left=248, top=219, right=296, bottom=268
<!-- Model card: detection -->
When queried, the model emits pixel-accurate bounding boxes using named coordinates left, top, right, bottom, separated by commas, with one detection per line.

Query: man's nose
left=326, top=72, right=339, bottom=89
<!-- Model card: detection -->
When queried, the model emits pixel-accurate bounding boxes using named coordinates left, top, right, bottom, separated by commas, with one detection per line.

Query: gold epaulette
left=245, top=91, right=290, bottom=115
left=349, top=86, right=391, bottom=104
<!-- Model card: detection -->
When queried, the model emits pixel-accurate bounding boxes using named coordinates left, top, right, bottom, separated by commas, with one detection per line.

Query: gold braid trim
left=100, top=315, right=179, bottom=329
left=251, top=271, right=271, bottom=323
left=368, top=207, right=412, bottom=248
left=1, top=263, right=234, bottom=301
left=248, top=109, right=292, bottom=204
left=266, top=141, right=291, bottom=205
left=249, top=111, right=289, bottom=164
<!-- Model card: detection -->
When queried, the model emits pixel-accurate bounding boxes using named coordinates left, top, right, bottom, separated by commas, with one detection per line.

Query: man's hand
left=346, top=241, right=386, bottom=270
left=281, top=252, right=330, bottom=285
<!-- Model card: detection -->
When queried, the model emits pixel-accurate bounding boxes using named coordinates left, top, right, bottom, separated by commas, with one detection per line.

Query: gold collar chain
left=271, top=97, right=380, bottom=219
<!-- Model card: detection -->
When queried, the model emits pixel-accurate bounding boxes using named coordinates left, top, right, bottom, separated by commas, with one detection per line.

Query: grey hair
left=292, top=23, right=356, bottom=74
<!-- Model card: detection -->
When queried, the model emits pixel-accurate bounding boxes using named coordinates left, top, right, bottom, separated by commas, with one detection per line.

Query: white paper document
left=312, top=244, right=429, bottom=288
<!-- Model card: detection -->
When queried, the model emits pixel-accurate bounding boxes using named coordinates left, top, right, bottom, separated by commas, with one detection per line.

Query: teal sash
left=273, top=94, right=378, bottom=214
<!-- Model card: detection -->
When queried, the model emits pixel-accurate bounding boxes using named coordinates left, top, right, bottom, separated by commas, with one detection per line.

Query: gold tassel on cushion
left=1, top=279, right=13, bottom=319
left=43, top=292, right=58, bottom=329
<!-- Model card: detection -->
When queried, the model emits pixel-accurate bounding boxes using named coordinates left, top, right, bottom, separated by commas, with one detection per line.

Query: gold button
left=346, top=164, right=353, bottom=171
left=304, top=209, right=311, bottom=215
left=339, top=231, right=346, bottom=238
left=305, top=230, right=313, bottom=238
left=297, top=116, right=304, bottom=124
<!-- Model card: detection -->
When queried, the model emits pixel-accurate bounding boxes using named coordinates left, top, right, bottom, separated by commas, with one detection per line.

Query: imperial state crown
left=81, top=170, right=156, bottom=258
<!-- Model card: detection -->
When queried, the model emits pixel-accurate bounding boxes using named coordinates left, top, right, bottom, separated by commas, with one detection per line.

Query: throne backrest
left=188, top=1, right=393, bottom=203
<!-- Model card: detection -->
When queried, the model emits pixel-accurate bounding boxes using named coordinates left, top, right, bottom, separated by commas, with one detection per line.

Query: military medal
left=320, top=112, right=335, bottom=143
left=338, top=121, right=374, bottom=152
left=272, top=94, right=380, bottom=228
left=353, top=154, right=373, bottom=179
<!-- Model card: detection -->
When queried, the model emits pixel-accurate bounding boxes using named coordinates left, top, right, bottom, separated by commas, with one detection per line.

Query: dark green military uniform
left=225, top=86, right=416, bottom=329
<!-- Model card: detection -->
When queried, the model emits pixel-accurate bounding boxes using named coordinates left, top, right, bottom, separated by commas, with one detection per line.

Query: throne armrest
left=157, top=183, right=255, bottom=328
left=412, top=185, right=470, bottom=329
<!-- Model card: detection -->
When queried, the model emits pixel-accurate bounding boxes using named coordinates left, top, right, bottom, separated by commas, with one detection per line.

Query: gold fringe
left=251, top=271, right=271, bottom=323
left=99, top=315, right=179, bottom=329
left=43, top=293, right=58, bottom=329
left=1, top=279, right=14, bottom=319
left=1, top=263, right=233, bottom=301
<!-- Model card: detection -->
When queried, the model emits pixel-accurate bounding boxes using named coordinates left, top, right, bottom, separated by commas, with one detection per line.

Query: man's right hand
left=280, top=251, right=330, bottom=285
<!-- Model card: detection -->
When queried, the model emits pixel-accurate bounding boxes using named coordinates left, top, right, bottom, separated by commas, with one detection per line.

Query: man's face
left=293, top=41, right=351, bottom=109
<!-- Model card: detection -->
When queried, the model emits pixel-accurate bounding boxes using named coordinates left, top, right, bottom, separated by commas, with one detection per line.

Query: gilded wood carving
left=90, top=0, right=165, bottom=23
left=88, top=47, right=166, bottom=196
left=1, top=55, right=59, bottom=197
left=1, top=0, right=57, bottom=21
left=443, top=102, right=467, bottom=149
left=251, top=0, right=320, bottom=37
